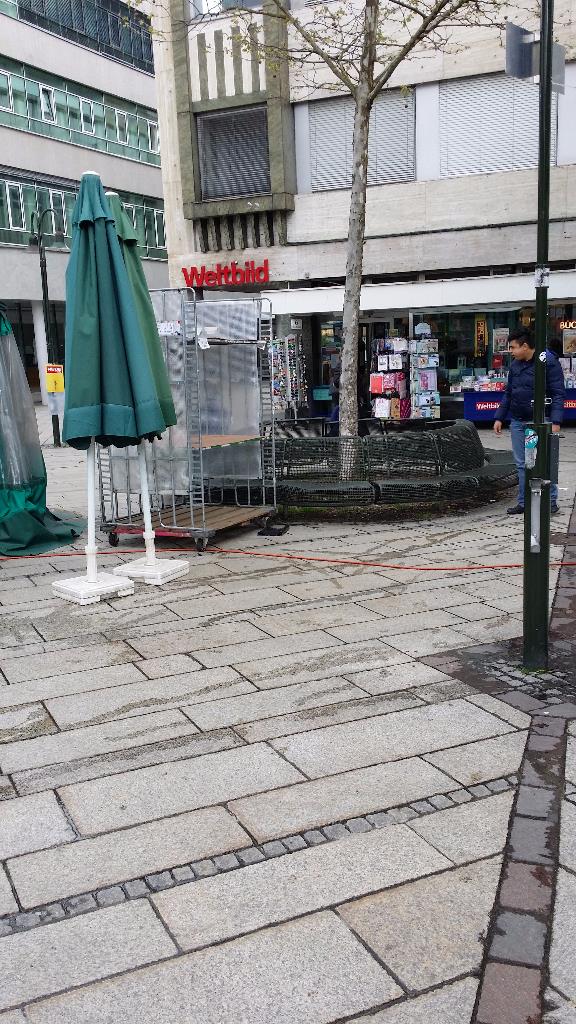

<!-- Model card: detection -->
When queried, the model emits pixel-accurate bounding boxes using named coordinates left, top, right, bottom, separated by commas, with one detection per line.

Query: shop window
left=197, top=105, right=271, bottom=201
left=440, top=73, right=558, bottom=177
left=148, top=120, right=159, bottom=154
left=40, top=85, right=56, bottom=122
left=308, top=90, right=416, bottom=191
left=0, top=71, right=12, bottom=111
left=81, top=98, right=95, bottom=134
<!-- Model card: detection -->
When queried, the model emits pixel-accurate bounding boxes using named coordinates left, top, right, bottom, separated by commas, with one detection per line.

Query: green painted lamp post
left=506, top=7, right=565, bottom=670
left=29, top=207, right=65, bottom=448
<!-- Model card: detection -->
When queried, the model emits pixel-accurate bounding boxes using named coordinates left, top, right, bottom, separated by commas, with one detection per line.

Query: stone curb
left=471, top=716, right=567, bottom=1024
left=0, top=774, right=516, bottom=937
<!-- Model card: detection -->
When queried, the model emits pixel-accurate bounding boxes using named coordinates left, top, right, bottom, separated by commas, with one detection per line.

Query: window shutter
left=308, top=91, right=415, bottom=192
left=440, top=73, right=557, bottom=177
left=197, top=106, right=271, bottom=201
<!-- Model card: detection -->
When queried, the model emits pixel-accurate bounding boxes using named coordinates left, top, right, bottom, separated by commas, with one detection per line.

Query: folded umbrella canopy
left=55, top=172, right=179, bottom=604
left=104, top=191, right=188, bottom=585
left=63, top=174, right=170, bottom=449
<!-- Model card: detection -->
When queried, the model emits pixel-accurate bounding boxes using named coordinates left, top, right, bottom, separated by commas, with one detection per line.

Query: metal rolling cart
left=99, top=289, right=276, bottom=551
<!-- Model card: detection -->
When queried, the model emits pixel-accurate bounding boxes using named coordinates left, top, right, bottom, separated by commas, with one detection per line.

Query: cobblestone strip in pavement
left=0, top=773, right=517, bottom=937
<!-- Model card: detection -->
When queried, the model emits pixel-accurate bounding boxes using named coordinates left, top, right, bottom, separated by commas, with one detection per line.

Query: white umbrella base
left=112, top=557, right=189, bottom=586
left=52, top=572, right=135, bottom=606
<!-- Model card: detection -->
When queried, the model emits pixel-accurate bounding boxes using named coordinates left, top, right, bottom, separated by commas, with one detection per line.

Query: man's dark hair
left=509, top=329, right=535, bottom=348
left=548, top=336, right=563, bottom=357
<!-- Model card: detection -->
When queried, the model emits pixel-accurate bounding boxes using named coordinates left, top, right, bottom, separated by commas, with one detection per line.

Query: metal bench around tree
left=276, top=420, right=517, bottom=507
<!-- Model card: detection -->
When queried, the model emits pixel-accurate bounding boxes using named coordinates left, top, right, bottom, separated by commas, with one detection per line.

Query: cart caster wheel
left=108, top=533, right=120, bottom=548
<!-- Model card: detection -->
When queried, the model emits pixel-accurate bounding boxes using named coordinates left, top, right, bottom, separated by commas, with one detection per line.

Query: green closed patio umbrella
left=104, top=191, right=188, bottom=585
left=54, top=172, right=179, bottom=604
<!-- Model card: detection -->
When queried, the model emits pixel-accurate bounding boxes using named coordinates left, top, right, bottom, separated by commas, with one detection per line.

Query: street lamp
left=29, top=207, right=66, bottom=447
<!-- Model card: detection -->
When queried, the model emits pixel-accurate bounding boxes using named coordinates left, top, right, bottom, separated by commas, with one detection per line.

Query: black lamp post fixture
left=506, top=12, right=565, bottom=669
left=29, top=208, right=66, bottom=448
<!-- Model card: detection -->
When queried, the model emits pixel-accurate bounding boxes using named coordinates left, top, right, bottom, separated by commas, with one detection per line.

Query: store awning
left=262, top=269, right=576, bottom=316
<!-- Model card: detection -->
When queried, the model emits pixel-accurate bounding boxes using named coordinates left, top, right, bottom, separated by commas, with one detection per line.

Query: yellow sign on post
left=45, top=364, right=64, bottom=393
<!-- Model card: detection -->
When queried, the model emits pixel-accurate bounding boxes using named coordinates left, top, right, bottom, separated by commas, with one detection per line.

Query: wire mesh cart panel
left=99, top=289, right=276, bottom=550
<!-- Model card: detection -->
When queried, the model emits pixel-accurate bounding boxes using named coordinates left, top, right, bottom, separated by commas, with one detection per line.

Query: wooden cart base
left=106, top=504, right=275, bottom=551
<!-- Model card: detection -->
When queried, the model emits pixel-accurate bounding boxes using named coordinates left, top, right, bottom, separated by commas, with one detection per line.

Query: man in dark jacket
left=494, top=329, right=564, bottom=514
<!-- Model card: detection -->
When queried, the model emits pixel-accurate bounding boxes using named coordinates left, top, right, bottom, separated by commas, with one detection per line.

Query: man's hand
left=552, top=424, right=561, bottom=434
left=494, top=420, right=503, bottom=435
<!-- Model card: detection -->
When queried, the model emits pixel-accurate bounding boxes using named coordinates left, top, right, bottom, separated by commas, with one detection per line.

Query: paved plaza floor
left=0, top=413, right=574, bottom=1022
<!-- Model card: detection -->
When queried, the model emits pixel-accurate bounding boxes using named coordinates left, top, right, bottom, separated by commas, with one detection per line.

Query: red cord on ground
left=1, top=545, right=574, bottom=572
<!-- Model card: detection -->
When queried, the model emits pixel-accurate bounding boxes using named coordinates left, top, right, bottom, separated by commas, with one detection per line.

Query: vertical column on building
left=31, top=300, right=49, bottom=406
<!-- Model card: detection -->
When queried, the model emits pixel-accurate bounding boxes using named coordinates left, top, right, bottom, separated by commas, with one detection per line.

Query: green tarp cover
left=63, top=174, right=173, bottom=450
left=0, top=306, right=83, bottom=556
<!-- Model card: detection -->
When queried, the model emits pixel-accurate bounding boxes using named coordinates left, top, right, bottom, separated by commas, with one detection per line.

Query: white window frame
left=39, top=85, right=56, bottom=123
left=115, top=109, right=129, bottom=145
left=123, top=203, right=136, bottom=227
left=154, top=209, right=165, bottom=248
left=5, top=181, right=25, bottom=230
left=49, top=189, right=66, bottom=235
left=80, top=98, right=95, bottom=135
left=147, top=120, right=160, bottom=154
left=0, top=69, right=13, bottom=112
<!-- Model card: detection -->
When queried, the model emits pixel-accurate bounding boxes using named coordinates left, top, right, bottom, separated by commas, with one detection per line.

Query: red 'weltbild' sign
left=182, top=260, right=269, bottom=288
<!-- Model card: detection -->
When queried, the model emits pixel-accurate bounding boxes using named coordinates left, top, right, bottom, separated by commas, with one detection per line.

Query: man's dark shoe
left=507, top=505, right=525, bottom=515
left=551, top=503, right=560, bottom=514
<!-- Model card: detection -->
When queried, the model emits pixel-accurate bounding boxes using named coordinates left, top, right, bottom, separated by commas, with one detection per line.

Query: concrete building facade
left=1, top=0, right=168, bottom=402
left=153, top=0, right=576, bottom=417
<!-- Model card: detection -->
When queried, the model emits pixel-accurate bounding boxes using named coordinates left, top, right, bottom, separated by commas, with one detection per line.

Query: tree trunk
left=339, top=0, right=378, bottom=438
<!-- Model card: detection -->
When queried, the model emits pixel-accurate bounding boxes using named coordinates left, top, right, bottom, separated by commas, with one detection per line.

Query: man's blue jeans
left=509, top=419, right=558, bottom=507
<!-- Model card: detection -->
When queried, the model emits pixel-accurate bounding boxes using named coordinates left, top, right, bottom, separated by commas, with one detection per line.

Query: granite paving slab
left=0, top=705, right=56, bottom=744
left=0, top=641, right=138, bottom=684
left=0, top=791, right=76, bottom=859
left=184, top=678, right=368, bottom=730
left=193, top=629, right=343, bottom=669
left=424, top=731, right=528, bottom=786
left=12, top=727, right=243, bottom=796
left=346, top=977, right=478, bottom=1023
left=0, top=634, right=108, bottom=663
left=0, top=901, right=176, bottom=1011
left=0, top=710, right=199, bottom=774
left=465, top=693, right=531, bottom=728
left=279, top=573, right=398, bottom=601
left=549, top=870, right=576, bottom=1004
left=235, top=691, right=424, bottom=744
left=153, top=825, right=450, bottom=949
left=0, top=664, right=145, bottom=710
left=127, top=619, right=268, bottom=658
left=559, top=800, right=576, bottom=873
left=166, top=587, right=299, bottom=620
left=8, top=806, right=250, bottom=908
left=23, top=912, right=401, bottom=1024
left=229, top=757, right=456, bottom=841
left=208, top=569, right=336, bottom=594
left=410, top=792, right=515, bottom=863
left=565, top=736, right=576, bottom=785
left=45, top=667, right=253, bottom=730
left=456, top=616, right=524, bottom=643
left=339, top=858, right=501, bottom=992
left=382, top=626, right=480, bottom=658
left=359, top=588, right=484, bottom=617
left=236, top=641, right=413, bottom=689
left=247, top=601, right=382, bottom=637
left=344, top=661, right=453, bottom=694
left=325, top=610, right=464, bottom=644
left=0, top=864, right=18, bottom=915
left=58, top=742, right=304, bottom=834
left=136, top=655, right=200, bottom=679
left=270, top=700, right=513, bottom=778
left=32, top=605, right=181, bottom=642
